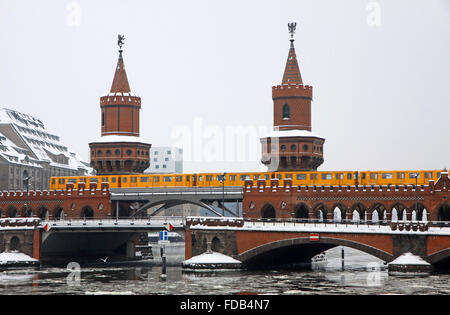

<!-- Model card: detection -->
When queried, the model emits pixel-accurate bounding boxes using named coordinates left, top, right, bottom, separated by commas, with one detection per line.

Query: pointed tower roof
left=110, top=50, right=131, bottom=93
left=281, top=39, right=303, bottom=85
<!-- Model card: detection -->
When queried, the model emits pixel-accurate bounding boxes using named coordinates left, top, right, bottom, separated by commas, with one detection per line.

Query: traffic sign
left=44, top=223, right=51, bottom=232
left=310, top=233, right=319, bottom=241
left=158, top=230, right=170, bottom=245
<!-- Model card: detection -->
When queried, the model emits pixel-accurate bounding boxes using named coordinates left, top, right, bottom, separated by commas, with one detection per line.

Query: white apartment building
left=145, top=146, right=183, bottom=174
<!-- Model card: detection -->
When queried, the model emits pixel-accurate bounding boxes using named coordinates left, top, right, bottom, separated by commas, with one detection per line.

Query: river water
left=0, top=244, right=448, bottom=295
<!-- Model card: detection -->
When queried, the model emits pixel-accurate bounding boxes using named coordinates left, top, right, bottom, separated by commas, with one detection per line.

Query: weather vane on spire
left=288, top=22, right=297, bottom=39
left=118, top=34, right=125, bottom=50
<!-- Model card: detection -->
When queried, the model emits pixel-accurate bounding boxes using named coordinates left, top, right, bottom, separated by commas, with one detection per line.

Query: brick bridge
left=185, top=218, right=450, bottom=270
left=185, top=173, right=450, bottom=270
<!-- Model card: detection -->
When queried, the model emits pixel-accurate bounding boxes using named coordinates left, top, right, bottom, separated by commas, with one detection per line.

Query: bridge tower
left=89, top=35, right=151, bottom=175
left=261, top=23, right=325, bottom=172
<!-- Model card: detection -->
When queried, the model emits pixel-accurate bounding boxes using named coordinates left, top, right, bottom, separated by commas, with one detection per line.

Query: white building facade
left=145, top=146, right=183, bottom=174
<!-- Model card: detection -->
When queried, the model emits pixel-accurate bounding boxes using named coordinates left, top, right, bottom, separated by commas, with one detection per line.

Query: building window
left=167, top=150, right=171, bottom=155
left=97, top=150, right=103, bottom=157
left=303, top=144, right=308, bottom=151
left=280, top=145, right=286, bottom=152
left=290, top=144, right=297, bottom=151
left=126, top=150, right=132, bottom=156
left=282, top=104, right=290, bottom=120
left=154, top=151, right=158, bottom=155
left=115, top=149, right=120, bottom=156
left=154, top=158, right=158, bottom=162
left=163, top=165, right=167, bottom=168
left=102, top=111, right=105, bottom=127
left=165, top=157, right=169, bottom=161
left=155, top=165, right=160, bottom=169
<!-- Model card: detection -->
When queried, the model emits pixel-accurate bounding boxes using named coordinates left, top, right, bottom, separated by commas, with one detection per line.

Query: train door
left=193, top=175, right=197, bottom=187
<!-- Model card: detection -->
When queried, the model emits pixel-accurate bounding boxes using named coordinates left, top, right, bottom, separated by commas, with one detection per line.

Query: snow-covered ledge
left=387, top=252, right=431, bottom=275
left=182, top=251, right=243, bottom=271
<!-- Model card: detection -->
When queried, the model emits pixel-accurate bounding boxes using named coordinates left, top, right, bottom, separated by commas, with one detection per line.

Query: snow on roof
left=0, top=251, right=38, bottom=263
left=183, top=251, right=242, bottom=265
left=89, top=135, right=151, bottom=144
left=0, top=108, right=90, bottom=172
left=261, top=129, right=325, bottom=139
left=387, top=252, right=430, bottom=266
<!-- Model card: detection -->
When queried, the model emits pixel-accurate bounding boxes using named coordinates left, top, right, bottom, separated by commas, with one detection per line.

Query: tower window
left=102, top=111, right=105, bottom=127
left=282, top=104, right=290, bottom=120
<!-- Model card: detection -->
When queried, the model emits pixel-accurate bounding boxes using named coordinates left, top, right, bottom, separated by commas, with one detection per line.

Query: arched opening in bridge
left=370, top=204, right=387, bottom=224
left=10, top=236, right=20, bottom=251
left=211, top=236, right=225, bottom=254
left=261, top=204, right=276, bottom=219
left=332, top=204, right=346, bottom=223
left=22, top=206, right=33, bottom=217
left=313, top=204, right=327, bottom=222
left=411, top=203, right=427, bottom=222
left=54, top=206, right=65, bottom=220
left=38, top=207, right=49, bottom=220
left=81, top=206, right=94, bottom=220
left=350, top=203, right=366, bottom=223
left=294, top=204, right=309, bottom=220
left=0, top=208, right=3, bottom=218
left=242, top=239, right=388, bottom=270
left=437, top=204, right=450, bottom=221
left=391, top=203, right=405, bottom=222
left=6, top=207, right=18, bottom=218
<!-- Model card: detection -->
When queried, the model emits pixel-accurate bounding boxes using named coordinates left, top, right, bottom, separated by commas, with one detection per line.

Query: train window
left=310, top=174, right=318, bottom=180
left=321, top=174, right=332, bottom=180
left=140, top=177, right=149, bottom=183
left=264, top=174, right=270, bottom=180
left=382, top=173, right=393, bottom=179
left=111, top=177, right=117, bottom=183
left=397, top=173, right=405, bottom=179
left=347, top=173, right=352, bottom=180
left=229, top=175, right=235, bottom=181
left=296, top=174, right=307, bottom=180
left=276, top=174, right=282, bottom=180
left=362, top=173, right=366, bottom=180
left=409, top=173, right=419, bottom=179
left=102, top=177, right=109, bottom=182
left=186, top=176, right=190, bottom=181
left=370, top=173, right=378, bottom=180
left=285, top=174, right=292, bottom=179
left=424, top=172, right=432, bottom=179
left=163, top=177, right=172, bottom=182
left=51, top=179, right=55, bottom=184
left=122, top=177, right=128, bottom=183
left=131, top=177, right=137, bottom=183
left=68, top=178, right=77, bottom=183
left=176, top=176, right=182, bottom=182
left=198, top=176, right=203, bottom=181
left=336, top=173, right=343, bottom=180
left=89, top=178, right=98, bottom=183
left=240, top=175, right=247, bottom=181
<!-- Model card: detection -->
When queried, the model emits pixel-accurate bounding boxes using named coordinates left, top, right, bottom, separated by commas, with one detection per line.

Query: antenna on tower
left=288, top=23, right=297, bottom=40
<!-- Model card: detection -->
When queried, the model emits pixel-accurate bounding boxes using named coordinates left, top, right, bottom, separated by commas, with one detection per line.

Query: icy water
left=0, top=244, right=448, bottom=295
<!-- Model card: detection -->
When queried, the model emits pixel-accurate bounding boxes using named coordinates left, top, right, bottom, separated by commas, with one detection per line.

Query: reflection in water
left=0, top=246, right=448, bottom=295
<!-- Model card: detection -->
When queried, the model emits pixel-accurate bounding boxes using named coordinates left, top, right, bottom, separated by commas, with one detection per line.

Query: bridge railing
left=38, top=216, right=187, bottom=227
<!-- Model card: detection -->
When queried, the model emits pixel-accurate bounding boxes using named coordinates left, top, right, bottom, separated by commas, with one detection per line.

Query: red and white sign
left=309, top=233, right=319, bottom=241
left=164, top=223, right=174, bottom=232
left=44, top=223, right=51, bottom=232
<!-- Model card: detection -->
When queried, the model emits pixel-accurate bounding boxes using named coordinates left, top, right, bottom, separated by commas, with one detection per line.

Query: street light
left=24, top=176, right=32, bottom=217
left=221, top=173, right=226, bottom=217
left=414, top=173, right=419, bottom=221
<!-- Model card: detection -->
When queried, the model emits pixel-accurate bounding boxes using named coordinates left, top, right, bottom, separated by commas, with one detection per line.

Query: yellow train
left=49, top=169, right=444, bottom=190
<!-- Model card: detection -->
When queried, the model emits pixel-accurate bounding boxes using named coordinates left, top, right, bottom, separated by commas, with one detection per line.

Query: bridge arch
left=312, top=203, right=328, bottom=221
left=261, top=203, right=276, bottom=219
left=294, top=203, right=309, bottom=220
left=369, top=203, right=387, bottom=223
left=53, top=206, right=65, bottom=220
left=350, top=203, right=367, bottom=222
left=6, top=206, right=18, bottom=218
left=80, top=206, right=94, bottom=219
left=436, top=203, right=450, bottom=221
left=21, top=205, right=34, bottom=217
left=238, top=237, right=393, bottom=269
left=331, top=203, right=347, bottom=222
left=37, top=206, right=49, bottom=220
left=131, top=199, right=226, bottom=218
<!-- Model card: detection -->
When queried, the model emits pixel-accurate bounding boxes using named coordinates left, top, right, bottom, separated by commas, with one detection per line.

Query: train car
left=49, top=169, right=445, bottom=191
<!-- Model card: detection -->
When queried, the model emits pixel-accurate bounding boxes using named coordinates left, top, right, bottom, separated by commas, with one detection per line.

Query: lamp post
left=414, top=173, right=418, bottom=221
left=221, top=173, right=226, bottom=217
left=24, top=176, right=32, bottom=217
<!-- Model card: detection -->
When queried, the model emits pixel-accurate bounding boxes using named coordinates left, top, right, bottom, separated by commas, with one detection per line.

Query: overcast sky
left=1, top=0, right=449, bottom=173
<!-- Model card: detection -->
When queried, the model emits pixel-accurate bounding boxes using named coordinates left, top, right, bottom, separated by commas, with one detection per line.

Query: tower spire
left=282, top=23, right=303, bottom=85
left=110, top=34, right=131, bottom=93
